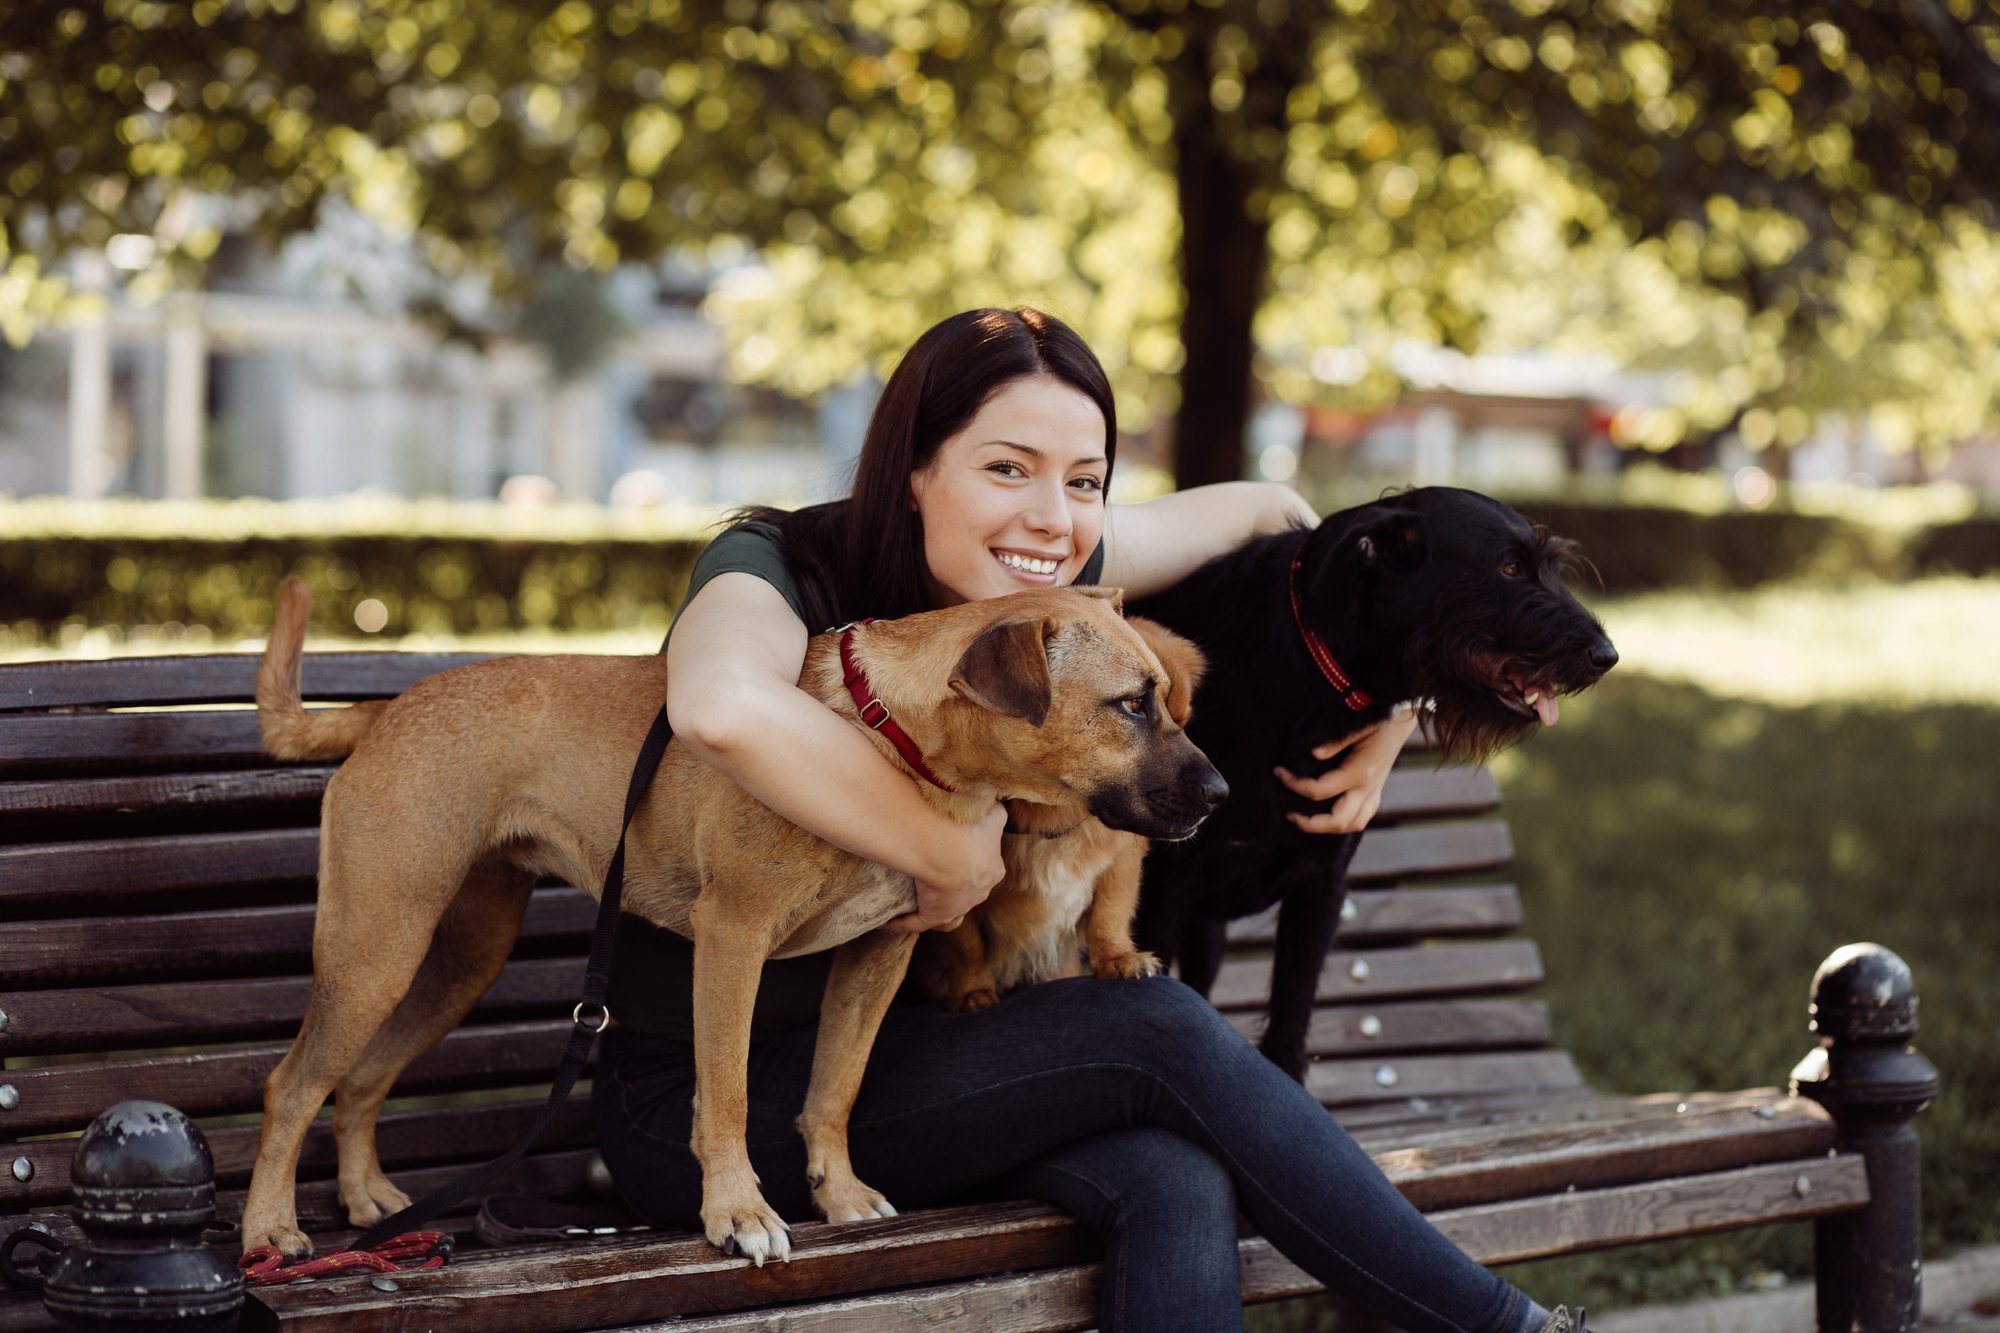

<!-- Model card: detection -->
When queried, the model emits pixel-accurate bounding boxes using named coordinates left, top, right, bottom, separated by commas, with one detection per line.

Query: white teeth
left=1523, top=690, right=1541, bottom=704
left=996, top=552, right=1059, bottom=575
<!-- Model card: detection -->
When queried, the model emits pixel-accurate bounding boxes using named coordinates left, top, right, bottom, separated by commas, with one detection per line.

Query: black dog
left=1131, top=487, right=1618, bottom=1080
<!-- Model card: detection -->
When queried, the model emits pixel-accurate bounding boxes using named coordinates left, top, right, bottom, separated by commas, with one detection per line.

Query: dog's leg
left=688, top=895, right=794, bottom=1265
left=1177, top=916, right=1228, bottom=997
left=927, top=918, right=1001, bottom=1012
left=1260, top=842, right=1360, bottom=1081
left=241, top=887, right=462, bottom=1257
left=329, top=860, right=537, bottom=1228
left=795, top=929, right=919, bottom=1224
left=1084, top=839, right=1160, bottom=981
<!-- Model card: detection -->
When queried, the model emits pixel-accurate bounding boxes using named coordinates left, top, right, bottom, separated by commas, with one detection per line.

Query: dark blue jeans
left=593, top=975, right=1546, bottom=1333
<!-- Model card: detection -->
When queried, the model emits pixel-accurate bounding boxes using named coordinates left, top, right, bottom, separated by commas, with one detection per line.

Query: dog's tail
left=256, top=576, right=387, bottom=760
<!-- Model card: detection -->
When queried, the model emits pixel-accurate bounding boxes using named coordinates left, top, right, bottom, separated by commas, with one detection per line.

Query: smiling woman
left=592, top=308, right=1572, bottom=1333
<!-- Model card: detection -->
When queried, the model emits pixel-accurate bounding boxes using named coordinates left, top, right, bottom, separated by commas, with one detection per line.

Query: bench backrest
left=0, top=651, right=1572, bottom=1231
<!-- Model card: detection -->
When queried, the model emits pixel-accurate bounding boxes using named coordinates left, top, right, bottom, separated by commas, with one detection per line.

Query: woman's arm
left=1103, top=480, right=1417, bottom=834
left=1098, top=481, right=1316, bottom=599
left=666, top=572, right=1006, bottom=931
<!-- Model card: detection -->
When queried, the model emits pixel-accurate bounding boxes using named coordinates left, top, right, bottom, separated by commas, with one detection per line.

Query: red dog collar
left=1289, top=540, right=1376, bottom=712
left=838, top=622, right=956, bottom=793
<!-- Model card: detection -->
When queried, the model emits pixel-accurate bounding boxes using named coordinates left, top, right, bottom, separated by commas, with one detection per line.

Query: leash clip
left=572, top=1002, right=612, bottom=1034
left=858, top=699, right=889, bottom=729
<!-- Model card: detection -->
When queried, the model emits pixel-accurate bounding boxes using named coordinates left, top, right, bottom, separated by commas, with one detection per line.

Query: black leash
left=345, top=704, right=675, bottom=1253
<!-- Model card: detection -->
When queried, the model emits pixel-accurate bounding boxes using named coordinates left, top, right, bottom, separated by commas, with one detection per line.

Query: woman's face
left=908, top=375, right=1110, bottom=606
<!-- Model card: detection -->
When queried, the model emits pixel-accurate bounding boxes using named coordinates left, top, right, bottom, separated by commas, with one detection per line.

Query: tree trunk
left=1172, top=107, right=1270, bottom=490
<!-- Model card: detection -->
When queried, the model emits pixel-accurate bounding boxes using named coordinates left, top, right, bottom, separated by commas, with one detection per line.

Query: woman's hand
left=1273, top=708, right=1421, bottom=835
left=883, top=802, right=1010, bottom=933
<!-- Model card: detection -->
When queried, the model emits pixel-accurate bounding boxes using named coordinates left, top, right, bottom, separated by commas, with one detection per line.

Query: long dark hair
left=740, top=308, right=1117, bottom=630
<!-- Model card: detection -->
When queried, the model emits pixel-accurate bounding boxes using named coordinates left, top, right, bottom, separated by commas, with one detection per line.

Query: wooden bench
left=0, top=649, right=1937, bottom=1331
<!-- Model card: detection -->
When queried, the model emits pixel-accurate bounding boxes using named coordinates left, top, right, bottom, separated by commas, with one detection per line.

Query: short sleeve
left=662, top=521, right=808, bottom=652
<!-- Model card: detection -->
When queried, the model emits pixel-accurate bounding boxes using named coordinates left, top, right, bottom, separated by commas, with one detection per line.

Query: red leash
left=240, top=1231, right=451, bottom=1287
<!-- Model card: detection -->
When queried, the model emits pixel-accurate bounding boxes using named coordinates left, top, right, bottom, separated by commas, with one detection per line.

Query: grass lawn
left=1256, top=578, right=2000, bottom=1323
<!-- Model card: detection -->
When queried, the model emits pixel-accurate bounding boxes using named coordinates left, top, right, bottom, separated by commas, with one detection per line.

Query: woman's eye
left=1070, top=475, right=1105, bottom=494
left=988, top=462, right=1026, bottom=478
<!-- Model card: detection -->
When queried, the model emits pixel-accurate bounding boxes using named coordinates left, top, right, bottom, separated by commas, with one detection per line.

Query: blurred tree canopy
left=3, top=0, right=1998, bottom=484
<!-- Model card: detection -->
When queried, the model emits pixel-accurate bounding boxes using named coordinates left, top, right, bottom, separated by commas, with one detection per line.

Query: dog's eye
left=1120, top=693, right=1149, bottom=716
left=1500, top=561, right=1523, bottom=578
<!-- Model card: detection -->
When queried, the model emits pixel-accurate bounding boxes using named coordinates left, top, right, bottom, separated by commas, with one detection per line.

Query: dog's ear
left=950, top=618, right=1054, bottom=727
left=1128, top=617, right=1206, bottom=725
left=1356, top=515, right=1428, bottom=572
left=1070, top=585, right=1125, bottom=615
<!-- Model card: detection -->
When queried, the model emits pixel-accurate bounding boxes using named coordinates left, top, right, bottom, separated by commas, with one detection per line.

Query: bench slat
left=0, top=888, right=594, bottom=984
left=1, top=1020, right=588, bottom=1134
left=1207, top=939, right=1544, bottom=1010
left=0, top=763, right=1493, bottom=832
left=0, top=767, right=334, bottom=826
left=1374, top=767, right=1500, bottom=820
left=3, top=1097, right=597, bottom=1207
left=1349, top=820, right=1513, bottom=883
left=0, top=957, right=585, bottom=1055
left=0, top=818, right=1512, bottom=914
left=1306, top=1050, right=1583, bottom=1105
left=1223, top=998, right=1551, bottom=1058
left=0, top=653, right=494, bottom=713
left=1227, top=885, right=1522, bottom=948
left=236, top=1141, right=1869, bottom=1333
left=0, top=712, right=311, bottom=777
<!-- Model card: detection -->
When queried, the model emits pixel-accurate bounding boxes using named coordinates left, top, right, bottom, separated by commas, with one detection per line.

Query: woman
left=594, top=308, right=1581, bottom=1333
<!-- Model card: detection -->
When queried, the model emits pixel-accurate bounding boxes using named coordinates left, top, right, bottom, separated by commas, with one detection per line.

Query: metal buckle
left=859, top=699, right=889, bottom=729
left=572, top=1002, right=612, bottom=1034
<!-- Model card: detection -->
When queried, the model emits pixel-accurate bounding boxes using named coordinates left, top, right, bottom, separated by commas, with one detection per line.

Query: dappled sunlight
left=1588, top=576, right=2000, bottom=706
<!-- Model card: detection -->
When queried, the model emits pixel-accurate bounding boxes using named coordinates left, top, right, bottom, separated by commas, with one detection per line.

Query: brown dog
left=239, top=578, right=1225, bottom=1266
left=914, top=620, right=1210, bottom=1010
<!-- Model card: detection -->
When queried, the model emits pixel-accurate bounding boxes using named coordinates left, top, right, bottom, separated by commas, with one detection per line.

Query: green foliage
left=4, top=0, right=2000, bottom=475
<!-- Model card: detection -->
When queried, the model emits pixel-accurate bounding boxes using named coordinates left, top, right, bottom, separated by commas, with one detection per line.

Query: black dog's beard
left=1399, top=567, right=1613, bottom=765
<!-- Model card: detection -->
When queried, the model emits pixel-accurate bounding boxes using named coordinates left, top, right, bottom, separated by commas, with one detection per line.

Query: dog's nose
left=1588, top=639, right=1619, bottom=673
left=1192, top=765, right=1229, bottom=812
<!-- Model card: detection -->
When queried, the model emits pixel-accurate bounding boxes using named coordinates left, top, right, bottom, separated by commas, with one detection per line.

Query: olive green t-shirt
left=606, top=520, right=1106, bottom=1048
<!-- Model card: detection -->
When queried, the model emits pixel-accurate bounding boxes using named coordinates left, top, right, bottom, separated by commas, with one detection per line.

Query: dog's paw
left=948, top=986, right=999, bottom=1013
left=1094, top=950, right=1161, bottom=981
left=813, top=1175, right=900, bottom=1225
left=242, top=1219, right=315, bottom=1263
left=340, top=1173, right=413, bottom=1227
left=702, top=1193, right=794, bottom=1267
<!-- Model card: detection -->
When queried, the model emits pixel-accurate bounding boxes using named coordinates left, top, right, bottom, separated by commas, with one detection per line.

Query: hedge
left=0, top=493, right=1993, bottom=648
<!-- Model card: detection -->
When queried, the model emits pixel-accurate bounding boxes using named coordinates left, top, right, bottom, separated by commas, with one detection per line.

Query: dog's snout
left=1192, top=764, right=1229, bottom=812
left=1588, top=638, right=1619, bottom=673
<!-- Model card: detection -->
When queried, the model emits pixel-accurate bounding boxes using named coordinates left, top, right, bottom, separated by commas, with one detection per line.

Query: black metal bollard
left=1791, top=943, right=1940, bottom=1333
left=31, top=1100, right=244, bottom=1330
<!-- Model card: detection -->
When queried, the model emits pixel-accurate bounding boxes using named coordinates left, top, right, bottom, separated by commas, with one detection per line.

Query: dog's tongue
left=1534, top=690, right=1559, bottom=727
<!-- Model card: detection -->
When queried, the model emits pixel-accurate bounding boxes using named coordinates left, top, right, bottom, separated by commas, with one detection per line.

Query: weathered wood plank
left=1206, top=940, right=1545, bottom=1010
left=1305, top=1050, right=1584, bottom=1106
left=0, top=653, right=495, bottom=713
left=0, top=827, right=320, bottom=908
left=1374, top=767, right=1500, bottom=820
left=0, top=766, right=334, bottom=825
left=1, top=1020, right=587, bottom=1134
left=0, top=711, right=318, bottom=777
left=0, top=887, right=594, bottom=984
left=1223, top=998, right=1552, bottom=1058
left=0, top=957, right=585, bottom=1055
left=1226, top=885, right=1523, bottom=948
left=1348, top=820, right=1513, bottom=883
left=1, top=1097, right=597, bottom=1207
left=237, top=1156, right=1872, bottom=1332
